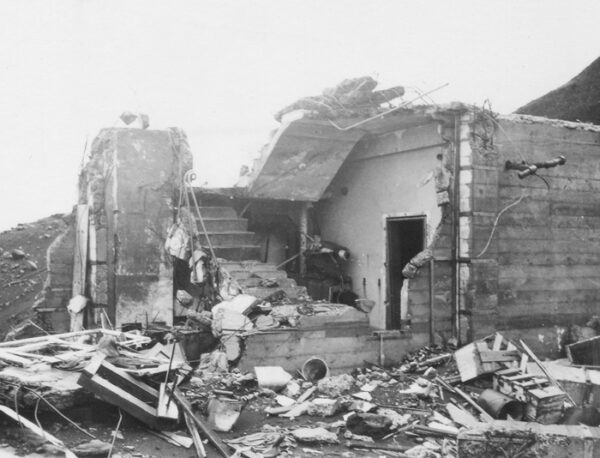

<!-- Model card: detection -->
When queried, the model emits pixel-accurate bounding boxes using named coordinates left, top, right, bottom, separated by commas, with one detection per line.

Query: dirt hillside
left=0, top=214, right=69, bottom=338
left=516, top=56, right=600, bottom=124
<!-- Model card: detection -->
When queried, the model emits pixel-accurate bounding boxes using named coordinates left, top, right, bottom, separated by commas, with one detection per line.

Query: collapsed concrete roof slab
left=248, top=108, right=456, bottom=202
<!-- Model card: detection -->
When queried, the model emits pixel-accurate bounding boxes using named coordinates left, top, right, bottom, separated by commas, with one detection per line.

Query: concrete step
left=199, top=231, right=255, bottom=247
left=199, top=217, right=248, bottom=232
left=227, top=269, right=289, bottom=281
left=198, top=206, right=237, bottom=219
left=237, top=277, right=298, bottom=288
left=244, top=285, right=308, bottom=300
left=212, top=245, right=261, bottom=261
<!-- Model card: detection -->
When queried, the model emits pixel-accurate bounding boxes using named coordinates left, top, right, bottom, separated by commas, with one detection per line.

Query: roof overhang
left=247, top=108, right=452, bottom=201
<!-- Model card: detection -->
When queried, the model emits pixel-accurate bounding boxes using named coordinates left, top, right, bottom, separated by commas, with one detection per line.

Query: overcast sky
left=0, top=0, right=599, bottom=231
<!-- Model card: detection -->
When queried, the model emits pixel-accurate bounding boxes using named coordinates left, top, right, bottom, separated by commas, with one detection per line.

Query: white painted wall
left=316, top=123, right=444, bottom=328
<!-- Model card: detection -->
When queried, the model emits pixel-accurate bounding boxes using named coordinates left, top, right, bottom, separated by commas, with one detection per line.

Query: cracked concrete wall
left=40, top=126, right=193, bottom=330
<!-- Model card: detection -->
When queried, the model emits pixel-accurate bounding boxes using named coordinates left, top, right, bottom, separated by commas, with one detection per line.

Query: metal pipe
left=328, top=84, right=449, bottom=132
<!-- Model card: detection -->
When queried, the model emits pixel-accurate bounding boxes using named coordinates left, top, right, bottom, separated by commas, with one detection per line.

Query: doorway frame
left=383, top=212, right=428, bottom=330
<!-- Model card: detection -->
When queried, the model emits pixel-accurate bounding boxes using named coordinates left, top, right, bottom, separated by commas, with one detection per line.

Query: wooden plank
left=98, top=359, right=159, bottom=402
left=479, top=350, right=520, bottom=363
left=0, top=405, right=77, bottom=458
left=184, top=411, right=207, bottom=457
left=77, top=374, right=159, bottom=428
left=157, top=383, right=179, bottom=420
left=0, top=329, right=100, bottom=348
left=0, top=349, right=32, bottom=366
left=446, top=403, right=481, bottom=428
left=492, top=334, right=503, bottom=351
left=172, top=389, right=230, bottom=458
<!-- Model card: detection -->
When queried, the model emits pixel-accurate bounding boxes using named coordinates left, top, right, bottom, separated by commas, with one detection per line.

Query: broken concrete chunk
left=198, top=350, right=228, bottom=373
left=275, top=395, right=295, bottom=407
left=71, top=439, right=112, bottom=456
left=377, top=408, right=411, bottom=429
left=351, top=391, right=372, bottom=402
left=292, top=427, right=339, bottom=444
left=307, top=398, right=341, bottom=417
left=207, top=397, right=243, bottom=432
left=283, top=380, right=301, bottom=398
left=221, top=335, right=243, bottom=362
left=317, top=374, right=354, bottom=397
left=343, top=430, right=374, bottom=443
left=255, top=366, right=293, bottom=392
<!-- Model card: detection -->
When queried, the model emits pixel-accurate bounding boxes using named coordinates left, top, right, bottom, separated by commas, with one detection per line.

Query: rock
left=255, top=366, right=293, bottom=392
left=307, top=398, right=341, bottom=417
left=72, top=439, right=112, bottom=456
left=10, top=249, right=25, bottom=260
left=283, top=380, right=301, bottom=397
left=351, top=391, right=372, bottom=402
left=275, top=395, right=295, bottom=407
left=377, top=408, right=411, bottom=428
left=222, top=335, right=243, bottom=362
left=317, top=374, right=354, bottom=397
left=207, top=397, right=243, bottom=432
left=25, top=260, right=38, bottom=271
left=346, top=412, right=393, bottom=438
left=292, top=427, right=339, bottom=444
left=2, top=252, right=11, bottom=259
left=343, top=430, right=374, bottom=443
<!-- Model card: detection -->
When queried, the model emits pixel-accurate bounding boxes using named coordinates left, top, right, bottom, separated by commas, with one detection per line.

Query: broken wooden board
left=0, top=404, right=77, bottom=458
left=157, top=383, right=179, bottom=420
left=78, top=354, right=163, bottom=428
left=567, top=335, right=600, bottom=366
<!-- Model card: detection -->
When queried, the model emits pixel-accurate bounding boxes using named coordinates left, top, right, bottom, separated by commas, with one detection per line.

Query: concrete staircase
left=197, top=205, right=307, bottom=300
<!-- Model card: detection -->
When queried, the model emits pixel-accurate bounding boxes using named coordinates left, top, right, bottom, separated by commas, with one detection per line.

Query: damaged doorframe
left=382, top=212, right=428, bottom=331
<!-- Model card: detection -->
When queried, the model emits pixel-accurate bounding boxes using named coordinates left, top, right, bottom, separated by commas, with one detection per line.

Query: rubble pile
left=1, top=327, right=600, bottom=457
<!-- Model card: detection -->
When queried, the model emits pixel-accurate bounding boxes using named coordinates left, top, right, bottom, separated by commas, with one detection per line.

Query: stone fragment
left=317, top=374, right=354, bottom=397
left=11, top=249, right=25, bottom=260
left=292, top=427, right=339, bottom=444
left=72, top=439, right=112, bottom=456
left=307, top=398, right=341, bottom=417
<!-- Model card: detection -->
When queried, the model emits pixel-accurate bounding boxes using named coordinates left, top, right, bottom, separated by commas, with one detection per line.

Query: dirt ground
left=0, top=215, right=68, bottom=339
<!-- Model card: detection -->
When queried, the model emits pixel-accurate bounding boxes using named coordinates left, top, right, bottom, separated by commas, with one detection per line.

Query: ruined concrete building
left=34, top=77, right=600, bottom=371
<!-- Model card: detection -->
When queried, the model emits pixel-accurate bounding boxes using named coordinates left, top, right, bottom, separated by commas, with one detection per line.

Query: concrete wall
left=82, top=127, right=193, bottom=327
left=469, top=115, right=600, bottom=356
left=315, top=123, right=452, bottom=334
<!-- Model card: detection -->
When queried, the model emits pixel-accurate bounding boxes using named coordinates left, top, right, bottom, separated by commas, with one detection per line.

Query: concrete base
left=238, top=310, right=428, bottom=374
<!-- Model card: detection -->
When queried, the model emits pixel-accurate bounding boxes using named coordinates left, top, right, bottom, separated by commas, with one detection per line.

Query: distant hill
left=516, top=56, right=600, bottom=125
left=0, top=215, right=67, bottom=338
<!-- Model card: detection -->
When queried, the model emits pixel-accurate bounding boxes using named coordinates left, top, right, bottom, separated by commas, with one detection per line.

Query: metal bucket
left=477, top=389, right=524, bottom=420
left=302, top=356, right=329, bottom=382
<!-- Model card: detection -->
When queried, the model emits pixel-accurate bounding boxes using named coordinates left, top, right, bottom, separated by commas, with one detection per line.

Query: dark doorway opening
left=386, top=216, right=426, bottom=329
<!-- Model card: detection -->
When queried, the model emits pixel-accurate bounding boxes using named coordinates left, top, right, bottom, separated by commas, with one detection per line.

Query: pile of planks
left=454, top=333, right=570, bottom=425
